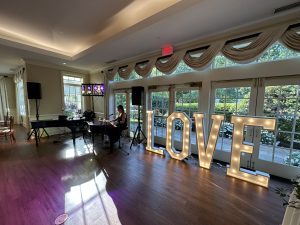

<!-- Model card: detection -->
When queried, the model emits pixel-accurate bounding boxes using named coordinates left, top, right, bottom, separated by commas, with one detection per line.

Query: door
left=253, top=76, right=300, bottom=179
left=174, top=88, right=200, bottom=147
left=211, top=80, right=257, bottom=166
left=149, top=90, right=170, bottom=145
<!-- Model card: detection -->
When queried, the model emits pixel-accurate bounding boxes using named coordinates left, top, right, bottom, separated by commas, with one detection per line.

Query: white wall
left=26, top=63, right=90, bottom=118
left=25, top=63, right=91, bottom=135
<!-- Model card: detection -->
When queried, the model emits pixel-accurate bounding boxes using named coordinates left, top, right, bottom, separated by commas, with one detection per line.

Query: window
left=63, top=75, right=83, bottom=116
left=171, top=61, right=194, bottom=75
left=114, top=93, right=127, bottom=115
left=212, top=55, right=236, bottom=69
left=150, top=67, right=164, bottom=78
left=17, top=81, right=26, bottom=116
left=175, top=90, right=199, bottom=145
left=213, top=86, right=251, bottom=152
left=256, top=42, right=300, bottom=63
left=260, top=84, right=300, bottom=167
left=113, top=74, right=124, bottom=82
left=151, top=91, right=169, bottom=138
left=128, top=71, right=142, bottom=80
left=212, top=42, right=300, bottom=69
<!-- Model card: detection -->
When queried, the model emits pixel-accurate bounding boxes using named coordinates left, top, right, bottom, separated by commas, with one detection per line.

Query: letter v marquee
left=193, top=113, right=224, bottom=169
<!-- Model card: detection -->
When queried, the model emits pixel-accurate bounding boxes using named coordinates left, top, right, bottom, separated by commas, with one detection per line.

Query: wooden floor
left=0, top=126, right=290, bottom=225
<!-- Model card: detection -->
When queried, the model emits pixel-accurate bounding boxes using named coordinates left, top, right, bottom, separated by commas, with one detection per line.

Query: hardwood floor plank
left=0, top=126, right=290, bottom=225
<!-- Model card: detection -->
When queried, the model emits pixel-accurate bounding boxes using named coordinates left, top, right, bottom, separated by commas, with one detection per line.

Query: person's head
left=117, top=105, right=125, bottom=114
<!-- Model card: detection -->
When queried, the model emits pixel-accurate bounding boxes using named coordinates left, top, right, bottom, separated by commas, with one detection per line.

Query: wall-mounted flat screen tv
left=81, top=83, right=104, bottom=96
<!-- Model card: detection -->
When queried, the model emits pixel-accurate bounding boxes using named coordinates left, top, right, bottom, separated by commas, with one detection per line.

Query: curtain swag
left=118, top=63, right=135, bottom=79
left=281, top=28, right=300, bottom=52
left=155, top=51, right=185, bottom=74
left=183, top=41, right=224, bottom=70
left=135, top=58, right=156, bottom=78
left=105, top=67, right=118, bottom=81
left=221, top=25, right=288, bottom=63
left=105, top=23, right=300, bottom=81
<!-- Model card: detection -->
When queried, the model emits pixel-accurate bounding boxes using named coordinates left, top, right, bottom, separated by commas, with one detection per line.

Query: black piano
left=88, top=121, right=121, bottom=151
left=30, top=119, right=85, bottom=146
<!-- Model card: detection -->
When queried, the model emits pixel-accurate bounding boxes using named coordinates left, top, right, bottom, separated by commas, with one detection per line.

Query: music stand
left=130, top=105, right=146, bottom=149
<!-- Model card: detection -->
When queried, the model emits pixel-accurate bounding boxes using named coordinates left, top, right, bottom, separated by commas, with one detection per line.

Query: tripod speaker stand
left=26, top=82, right=49, bottom=140
left=130, top=86, right=146, bottom=149
left=130, top=105, right=146, bottom=149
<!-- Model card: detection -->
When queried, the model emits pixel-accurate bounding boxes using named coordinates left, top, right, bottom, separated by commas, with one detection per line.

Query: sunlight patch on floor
left=64, top=171, right=121, bottom=225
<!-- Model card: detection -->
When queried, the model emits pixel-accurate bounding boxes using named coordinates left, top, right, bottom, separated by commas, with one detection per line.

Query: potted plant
left=276, top=176, right=300, bottom=208
left=276, top=176, right=300, bottom=225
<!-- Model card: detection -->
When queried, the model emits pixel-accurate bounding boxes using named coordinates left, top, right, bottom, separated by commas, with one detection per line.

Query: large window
left=175, top=90, right=199, bottom=144
left=212, top=42, right=300, bottom=69
left=16, top=81, right=26, bottom=116
left=63, top=75, right=83, bottom=116
left=213, top=86, right=252, bottom=152
left=151, top=91, right=169, bottom=138
left=259, top=84, right=300, bottom=167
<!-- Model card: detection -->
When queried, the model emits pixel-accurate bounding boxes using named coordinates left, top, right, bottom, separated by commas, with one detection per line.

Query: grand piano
left=30, top=119, right=85, bottom=146
left=88, top=121, right=121, bottom=151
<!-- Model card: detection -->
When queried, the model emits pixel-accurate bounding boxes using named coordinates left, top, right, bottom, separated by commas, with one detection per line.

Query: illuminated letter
left=227, top=116, right=276, bottom=188
left=194, top=113, right=224, bottom=169
left=146, top=111, right=164, bottom=155
left=166, top=112, right=191, bottom=160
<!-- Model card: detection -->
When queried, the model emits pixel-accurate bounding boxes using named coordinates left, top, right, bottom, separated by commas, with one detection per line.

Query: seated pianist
left=90, top=105, right=127, bottom=152
left=110, top=105, right=127, bottom=130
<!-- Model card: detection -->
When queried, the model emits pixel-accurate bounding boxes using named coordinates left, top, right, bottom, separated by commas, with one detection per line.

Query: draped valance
left=118, top=64, right=135, bottom=80
left=105, top=22, right=300, bottom=81
left=135, top=58, right=156, bottom=78
left=281, top=27, right=300, bottom=52
left=183, top=41, right=224, bottom=70
left=221, top=25, right=287, bottom=63
left=105, top=67, right=118, bottom=81
left=155, top=51, right=185, bottom=74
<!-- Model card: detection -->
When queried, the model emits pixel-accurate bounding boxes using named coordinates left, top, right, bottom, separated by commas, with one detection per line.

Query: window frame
left=61, top=73, right=84, bottom=114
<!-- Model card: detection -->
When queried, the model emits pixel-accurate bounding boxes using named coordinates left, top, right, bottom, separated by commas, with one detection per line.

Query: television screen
left=81, top=84, right=104, bottom=96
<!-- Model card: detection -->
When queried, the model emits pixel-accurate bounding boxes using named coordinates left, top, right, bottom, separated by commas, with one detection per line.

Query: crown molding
left=24, top=59, right=90, bottom=75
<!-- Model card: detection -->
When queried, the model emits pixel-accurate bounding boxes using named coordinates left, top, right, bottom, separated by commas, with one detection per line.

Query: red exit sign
left=162, top=44, right=173, bottom=56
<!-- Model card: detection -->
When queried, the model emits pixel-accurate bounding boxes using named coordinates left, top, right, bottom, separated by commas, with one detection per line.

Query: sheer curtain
left=0, top=76, right=9, bottom=121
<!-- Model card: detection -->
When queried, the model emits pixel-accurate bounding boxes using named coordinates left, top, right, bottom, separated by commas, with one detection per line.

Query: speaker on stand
left=26, top=82, right=49, bottom=140
left=130, top=86, right=147, bottom=149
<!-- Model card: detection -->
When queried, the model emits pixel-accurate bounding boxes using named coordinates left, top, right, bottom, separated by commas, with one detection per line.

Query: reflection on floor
left=0, top=126, right=291, bottom=225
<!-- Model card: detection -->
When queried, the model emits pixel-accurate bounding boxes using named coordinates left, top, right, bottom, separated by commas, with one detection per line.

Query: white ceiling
left=0, top=0, right=299, bottom=74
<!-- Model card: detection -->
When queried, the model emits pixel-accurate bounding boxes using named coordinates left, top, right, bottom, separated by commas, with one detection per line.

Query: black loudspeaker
left=132, top=86, right=144, bottom=106
left=27, top=82, right=41, bottom=99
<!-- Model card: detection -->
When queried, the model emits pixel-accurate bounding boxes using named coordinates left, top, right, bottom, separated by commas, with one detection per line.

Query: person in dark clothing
left=111, top=105, right=127, bottom=129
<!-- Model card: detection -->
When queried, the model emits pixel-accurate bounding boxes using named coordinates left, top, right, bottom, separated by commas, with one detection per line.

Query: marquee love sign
left=146, top=111, right=276, bottom=188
